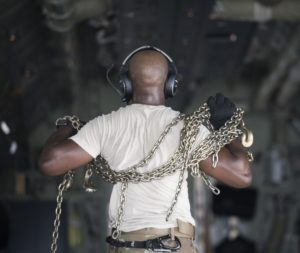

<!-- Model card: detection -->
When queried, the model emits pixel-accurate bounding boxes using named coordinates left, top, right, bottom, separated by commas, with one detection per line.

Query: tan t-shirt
left=70, top=104, right=209, bottom=232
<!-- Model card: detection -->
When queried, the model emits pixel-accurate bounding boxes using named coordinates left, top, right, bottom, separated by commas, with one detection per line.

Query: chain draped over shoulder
left=50, top=103, right=253, bottom=251
left=85, top=103, right=245, bottom=184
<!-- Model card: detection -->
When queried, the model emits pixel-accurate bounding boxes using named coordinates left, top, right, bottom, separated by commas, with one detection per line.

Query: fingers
left=224, top=97, right=232, bottom=107
left=207, top=96, right=216, bottom=108
left=208, top=93, right=235, bottom=108
left=216, top=93, right=225, bottom=105
left=224, top=97, right=236, bottom=112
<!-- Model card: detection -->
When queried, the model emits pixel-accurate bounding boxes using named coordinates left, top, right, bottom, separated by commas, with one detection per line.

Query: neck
left=132, top=90, right=165, bottom=106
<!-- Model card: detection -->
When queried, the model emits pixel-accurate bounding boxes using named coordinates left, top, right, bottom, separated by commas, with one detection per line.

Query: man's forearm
left=39, top=127, right=73, bottom=173
left=199, top=137, right=252, bottom=188
left=225, top=138, right=248, bottom=158
left=38, top=119, right=94, bottom=176
left=43, top=127, right=73, bottom=148
left=220, top=138, right=252, bottom=187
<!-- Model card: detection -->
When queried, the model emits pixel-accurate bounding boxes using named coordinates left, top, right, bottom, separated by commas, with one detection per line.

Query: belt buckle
left=146, top=235, right=181, bottom=252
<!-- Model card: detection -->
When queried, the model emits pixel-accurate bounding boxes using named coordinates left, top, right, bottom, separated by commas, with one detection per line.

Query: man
left=39, top=47, right=252, bottom=252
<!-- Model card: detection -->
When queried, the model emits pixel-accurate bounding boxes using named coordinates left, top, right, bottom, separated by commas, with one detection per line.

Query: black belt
left=106, top=234, right=181, bottom=252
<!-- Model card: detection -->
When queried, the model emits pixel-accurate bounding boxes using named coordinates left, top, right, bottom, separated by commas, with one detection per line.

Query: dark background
left=0, top=0, right=300, bottom=252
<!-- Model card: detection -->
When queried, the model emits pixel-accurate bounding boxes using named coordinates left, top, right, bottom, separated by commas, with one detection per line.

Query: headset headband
left=121, top=45, right=177, bottom=74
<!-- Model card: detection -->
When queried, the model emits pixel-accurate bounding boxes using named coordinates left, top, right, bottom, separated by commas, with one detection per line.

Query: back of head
left=128, top=50, right=169, bottom=92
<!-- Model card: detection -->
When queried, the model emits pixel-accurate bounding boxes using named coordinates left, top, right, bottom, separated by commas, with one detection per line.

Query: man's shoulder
left=94, top=104, right=179, bottom=123
left=90, top=105, right=134, bottom=125
left=94, top=105, right=127, bottom=119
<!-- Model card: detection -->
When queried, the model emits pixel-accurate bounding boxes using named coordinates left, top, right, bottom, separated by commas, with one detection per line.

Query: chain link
left=51, top=103, right=254, bottom=248
left=56, top=115, right=82, bottom=131
left=51, top=171, right=74, bottom=253
left=50, top=116, right=82, bottom=253
left=111, top=182, right=128, bottom=239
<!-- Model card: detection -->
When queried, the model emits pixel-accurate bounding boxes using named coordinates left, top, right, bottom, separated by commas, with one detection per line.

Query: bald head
left=128, top=50, right=169, bottom=90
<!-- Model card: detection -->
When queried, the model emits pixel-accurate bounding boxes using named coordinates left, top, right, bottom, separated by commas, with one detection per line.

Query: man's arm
left=38, top=126, right=94, bottom=176
left=199, top=138, right=252, bottom=188
left=201, top=93, right=252, bottom=188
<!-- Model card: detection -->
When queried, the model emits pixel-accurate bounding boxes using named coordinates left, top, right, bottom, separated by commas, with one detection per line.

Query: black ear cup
left=164, top=74, right=178, bottom=99
left=119, top=45, right=178, bottom=103
left=119, top=72, right=133, bottom=103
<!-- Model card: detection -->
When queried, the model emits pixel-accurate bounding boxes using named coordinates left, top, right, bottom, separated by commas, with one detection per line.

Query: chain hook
left=210, top=186, right=221, bottom=195
left=63, top=171, right=74, bottom=190
left=240, top=121, right=254, bottom=148
left=111, top=229, right=120, bottom=240
left=84, top=167, right=97, bottom=193
left=212, top=153, right=219, bottom=168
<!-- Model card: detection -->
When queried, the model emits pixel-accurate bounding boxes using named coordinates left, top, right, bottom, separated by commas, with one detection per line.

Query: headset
left=119, top=45, right=178, bottom=103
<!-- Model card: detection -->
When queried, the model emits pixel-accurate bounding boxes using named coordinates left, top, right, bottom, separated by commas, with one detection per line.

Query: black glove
left=207, top=93, right=236, bottom=130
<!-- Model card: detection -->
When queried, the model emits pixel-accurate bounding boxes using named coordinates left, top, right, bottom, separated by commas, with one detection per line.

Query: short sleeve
left=69, top=115, right=106, bottom=158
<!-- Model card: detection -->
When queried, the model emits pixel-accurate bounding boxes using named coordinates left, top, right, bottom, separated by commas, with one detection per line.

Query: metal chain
left=56, top=115, right=83, bottom=131
left=51, top=171, right=74, bottom=253
left=87, top=104, right=249, bottom=237
left=91, top=105, right=244, bottom=185
left=51, top=103, right=254, bottom=247
left=50, top=116, right=82, bottom=253
left=87, top=104, right=210, bottom=184
left=166, top=166, right=186, bottom=221
left=111, top=182, right=128, bottom=239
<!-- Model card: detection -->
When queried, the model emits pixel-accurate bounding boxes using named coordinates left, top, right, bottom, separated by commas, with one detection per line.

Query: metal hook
left=212, top=153, right=219, bottom=168
left=240, top=121, right=254, bottom=148
left=83, top=168, right=97, bottom=193
left=211, top=186, right=221, bottom=195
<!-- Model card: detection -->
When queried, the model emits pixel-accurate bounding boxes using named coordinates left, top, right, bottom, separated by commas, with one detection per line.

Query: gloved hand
left=207, top=93, right=236, bottom=130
